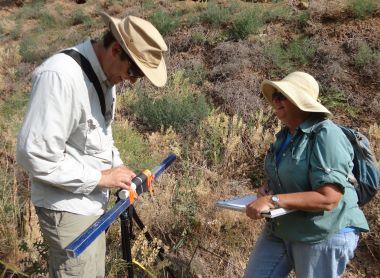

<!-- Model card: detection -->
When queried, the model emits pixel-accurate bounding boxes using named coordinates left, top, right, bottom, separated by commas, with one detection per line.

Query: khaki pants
left=35, top=207, right=105, bottom=278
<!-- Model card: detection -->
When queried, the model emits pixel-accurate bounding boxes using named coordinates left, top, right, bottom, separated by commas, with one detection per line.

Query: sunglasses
left=127, top=59, right=145, bottom=79
left=272, top=91, right=287, bottom=101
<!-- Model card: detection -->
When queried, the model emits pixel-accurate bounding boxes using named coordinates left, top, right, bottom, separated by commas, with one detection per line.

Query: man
left=16, top=12, right=167, bottom=277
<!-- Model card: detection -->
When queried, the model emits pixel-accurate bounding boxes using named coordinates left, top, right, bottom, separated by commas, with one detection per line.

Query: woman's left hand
left=246, top=196, right=275, bottom=220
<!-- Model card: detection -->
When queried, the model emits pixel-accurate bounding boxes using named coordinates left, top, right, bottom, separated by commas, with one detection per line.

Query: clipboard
left=216, top=194, right=294, bottom=218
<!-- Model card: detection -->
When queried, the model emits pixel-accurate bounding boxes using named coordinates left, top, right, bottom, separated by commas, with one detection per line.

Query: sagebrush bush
left=19, top=35, right=43, bottom=63
left=348, top=0, right=377, bottom=19
left=200, top=2, right=230, bottom=27
left=184, top=65, right=207, bottom=86
left=70, top=9, right=93, bottom=27
left=130, top=72, right=211, bottom=132
left=354, top=43, right=377, bottom=68
left=16, top=0, right=44, bottom=20
left=113, top=121, right=160, bottom=172
left=297, top=11, right=310, bottom=27
left=265, top=37, right=316, bottom=71
left=264, top=40, right=292, bottom=71
left=229, top=8, right=264, bottom=40
left=288, top=37, right=316, bottom=65
left=262, top=5, right=294, bottom=22
left=149, top=11, right=180, bottom=36
left=39, top=12, right=57, bottom=30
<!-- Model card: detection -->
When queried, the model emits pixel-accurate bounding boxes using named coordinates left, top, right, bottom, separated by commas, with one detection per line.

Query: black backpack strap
left=61, top=49, right=106, bottom=117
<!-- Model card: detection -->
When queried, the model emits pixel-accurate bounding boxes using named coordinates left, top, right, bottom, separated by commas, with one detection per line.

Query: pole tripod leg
left=131, top=207, right=176, bottom=278
left=120, top=209, right=134, bottom=277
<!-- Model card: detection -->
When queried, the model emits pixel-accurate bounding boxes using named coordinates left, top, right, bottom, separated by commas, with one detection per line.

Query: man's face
left=103, top=43, right=140, bottom=85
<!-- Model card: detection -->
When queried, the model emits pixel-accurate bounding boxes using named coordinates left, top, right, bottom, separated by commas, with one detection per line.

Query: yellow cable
left=132, top=259, right=156, bottom=278
left=0, top=259, right=28, bottom=277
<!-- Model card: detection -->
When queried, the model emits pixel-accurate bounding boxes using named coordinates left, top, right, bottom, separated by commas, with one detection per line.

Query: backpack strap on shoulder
left=61, top=49, right=106, bottom=118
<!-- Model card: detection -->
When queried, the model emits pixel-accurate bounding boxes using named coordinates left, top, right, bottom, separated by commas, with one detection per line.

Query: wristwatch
left=271, top=195, right=280, bottom=208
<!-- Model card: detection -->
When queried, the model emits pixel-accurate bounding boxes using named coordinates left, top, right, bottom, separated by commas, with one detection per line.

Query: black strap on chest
left=61, top=49, right=106, bottom=117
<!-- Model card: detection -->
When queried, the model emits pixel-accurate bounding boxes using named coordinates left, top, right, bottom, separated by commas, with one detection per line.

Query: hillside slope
left=0, top=0, right=379, bottom=277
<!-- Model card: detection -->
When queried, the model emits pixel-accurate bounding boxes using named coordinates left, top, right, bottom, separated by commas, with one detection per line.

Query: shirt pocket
left=291, top=137, right=309, bottom=162
left=84, top=117, right=104, bottom=154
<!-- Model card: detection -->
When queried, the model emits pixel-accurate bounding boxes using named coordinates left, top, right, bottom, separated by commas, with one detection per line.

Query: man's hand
left=98, top=166, right=136, bottom=190
left=246, top=196, right=275, bottom=220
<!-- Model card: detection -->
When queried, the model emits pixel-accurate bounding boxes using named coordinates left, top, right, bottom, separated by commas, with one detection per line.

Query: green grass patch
left=16, top=0, right=45, bottom=20
left=19, top=34, right=44, bottom=63
left=348, top=0, right=377, bottom=19
left=200, top=2, right=230, bottom=27
left=262, top=5, right=294, bottom=22
left=229, top=8, right=265, bottom=40
left=183, top=65, right=207, bottom=86
left=39, top=12, right=58, bottom=30
left=354, top=43, right=378, bottom=68
left=287, top=37, right=316, bottom=65
left=0, top=91, right=29, bottom=123
left=320, top=88, right=359, bottom=117
left=265, top=37, right=317, bottom=71
left=69, top=9, right=93, bottom=27
left=130, top=71, right=211, bottom=132
left=149, top=11, right=180, bottom=36
left=297, top=11, right=310, bottom=27
left=113, top=122, right=159, bottom=172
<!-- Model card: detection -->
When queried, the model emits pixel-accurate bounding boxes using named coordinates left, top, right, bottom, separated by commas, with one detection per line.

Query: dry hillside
left=0, top=0, right=379, bottom=277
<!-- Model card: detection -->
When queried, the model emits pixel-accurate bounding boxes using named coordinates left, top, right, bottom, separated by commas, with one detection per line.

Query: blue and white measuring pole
left=65, top=153, right=177, bottom=258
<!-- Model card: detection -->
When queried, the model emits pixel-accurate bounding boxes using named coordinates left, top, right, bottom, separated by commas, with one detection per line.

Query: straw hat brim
left=261, top=80, right=331, bottom=115
left=101, top=13, right=167, bottom=87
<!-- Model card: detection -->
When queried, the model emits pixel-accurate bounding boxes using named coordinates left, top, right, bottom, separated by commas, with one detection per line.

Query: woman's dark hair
left=102, top=30, right=129, bottom=61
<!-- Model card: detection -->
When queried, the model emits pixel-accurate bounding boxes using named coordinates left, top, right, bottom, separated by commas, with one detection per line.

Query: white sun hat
left=261, top=71, right=331, bottom=115
left=100, top=12, right=168, bottom=87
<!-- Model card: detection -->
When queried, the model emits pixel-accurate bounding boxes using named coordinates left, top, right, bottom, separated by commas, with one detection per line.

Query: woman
left=245, top=72, right=369, bottom=278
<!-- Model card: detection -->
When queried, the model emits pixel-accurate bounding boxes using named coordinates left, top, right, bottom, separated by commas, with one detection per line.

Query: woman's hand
left=246, top=196, right=275, bottom=220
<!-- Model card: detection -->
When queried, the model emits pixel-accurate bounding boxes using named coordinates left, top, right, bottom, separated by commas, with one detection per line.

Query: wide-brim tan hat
left=100, top=12, right=168, bottom=87
left=261, top=71, right=331, bottom=115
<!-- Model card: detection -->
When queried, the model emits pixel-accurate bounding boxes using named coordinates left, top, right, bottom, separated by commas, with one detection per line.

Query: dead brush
left=133, top=109, right=281, bottom=276
left=368, top=123, right=380, bottom=166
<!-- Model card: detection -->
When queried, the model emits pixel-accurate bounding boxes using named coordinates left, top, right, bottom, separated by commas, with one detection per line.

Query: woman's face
left=272, top=92, right=307, bottom=127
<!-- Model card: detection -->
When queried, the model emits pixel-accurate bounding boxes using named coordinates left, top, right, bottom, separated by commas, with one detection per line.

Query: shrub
left=287, top=37, right=316, bottom=65
left=16, top=0, right=44, bottom=20
left=130, top=72, right=211, bottom=132
left=262, top=5, right=294, bottom=23
left=113, top=121, right=159, bottom=172
left=200, top=2, right=230, bottom=27
left=19, top=35, right=42, bottom=63
left=348, top=0, right=377, bottom=19
left=320, top=88, right=359, bottom=117
left=39, top=12, right=57, bottom=30
left=229, top=8, right=264, bottom=40
left=297, top=11, right=310, bottom=27
left=264, top=40, right=293, bottom=71
left=149, top=11, right=180, bottom=36
left=70, top=9, right=93, bottom=27
left=133, top=93, right=210, bottom=133
left=354, top=43, right=377, bottom=68
left=183, top=65, right=207, bottom=86
left=264, top=37, right=316, bottom=71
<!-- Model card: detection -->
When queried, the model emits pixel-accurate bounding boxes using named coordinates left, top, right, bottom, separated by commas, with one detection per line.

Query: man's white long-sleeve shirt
left=17, top=40, right=123, bottom=215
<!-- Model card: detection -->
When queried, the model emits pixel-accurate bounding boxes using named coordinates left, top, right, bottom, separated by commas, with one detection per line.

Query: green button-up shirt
left=265, top=116, right=369, bottom=243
